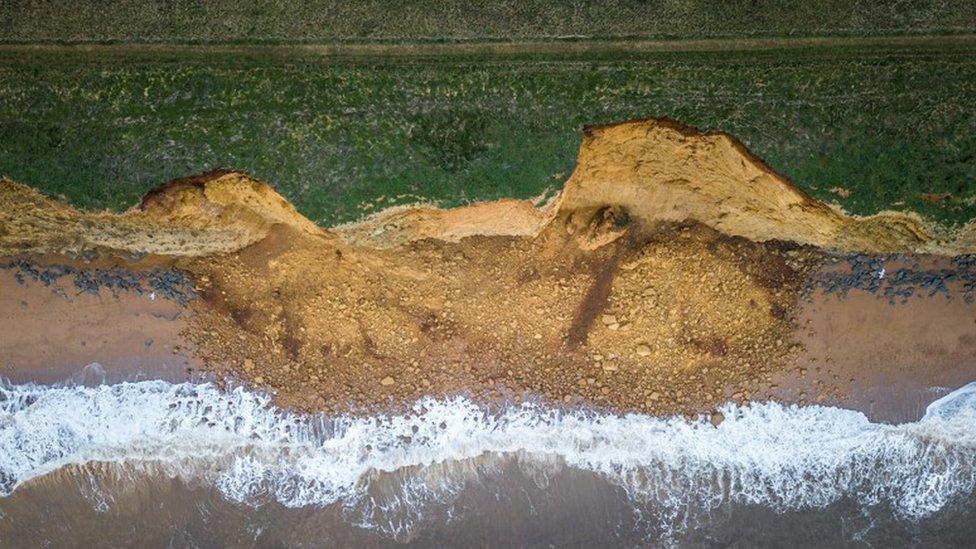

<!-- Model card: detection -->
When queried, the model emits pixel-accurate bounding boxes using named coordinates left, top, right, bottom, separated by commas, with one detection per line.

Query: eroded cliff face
left=556, top=119, right=940, bottom=253
left=338, top=118, right=963, bottom=253
left=3, top=118, right=968, bottom=258
left=1, top=118, right=972, bottom=415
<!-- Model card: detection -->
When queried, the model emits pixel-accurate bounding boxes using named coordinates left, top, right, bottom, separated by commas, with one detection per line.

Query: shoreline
left=5, top=383, right=976, bottom=547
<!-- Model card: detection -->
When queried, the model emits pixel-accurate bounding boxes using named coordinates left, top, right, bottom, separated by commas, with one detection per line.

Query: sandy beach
left=0, top=258, right=199, bottom=384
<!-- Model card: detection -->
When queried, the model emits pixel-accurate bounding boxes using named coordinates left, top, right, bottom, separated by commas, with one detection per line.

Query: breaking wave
left=2, top=379, right=976, bottom=538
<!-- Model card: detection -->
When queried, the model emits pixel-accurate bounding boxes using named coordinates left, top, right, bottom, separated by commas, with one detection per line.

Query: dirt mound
left=0, top=171, right=321, bottom=257
left=182, top=218, right=813, bottom=415
left=554, top=119, right=944, bottom=253
left=138, top=170, right=324, bottom=237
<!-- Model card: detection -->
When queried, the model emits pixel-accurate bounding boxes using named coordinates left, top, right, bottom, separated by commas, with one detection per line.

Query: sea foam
left=2, top=379, right=976, bottom=537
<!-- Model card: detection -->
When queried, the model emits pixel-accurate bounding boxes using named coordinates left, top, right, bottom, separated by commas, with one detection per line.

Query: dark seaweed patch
left=1, top=260, right=195, bottom=306
left=810, top=254, right=976, bottom=304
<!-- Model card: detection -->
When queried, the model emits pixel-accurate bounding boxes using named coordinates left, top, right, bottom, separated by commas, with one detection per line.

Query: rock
left=243, top=358, right=254, bottom=371
left=635, top=344, right=651, bottom=357
left=601, top=363, right=618, bottom=372
left=601, top=314, right=617, bottom=325
left=380, top=376, right=395, bottom=386
left=254, top=376, right=265, bottom=385
left=710, top=411, right=725, bottom=427
left=608, top=322, right=620, bottom=330
left=649, top=391, right=660, bottom=400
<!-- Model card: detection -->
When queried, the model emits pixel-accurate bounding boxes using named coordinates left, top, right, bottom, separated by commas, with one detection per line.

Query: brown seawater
left=2, top=373, right=976, bottom=547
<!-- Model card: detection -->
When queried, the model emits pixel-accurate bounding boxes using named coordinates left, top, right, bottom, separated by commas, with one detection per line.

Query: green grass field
left=1, top=43, right=974, bottom=226
left=3, top=0, right=975, bottom=43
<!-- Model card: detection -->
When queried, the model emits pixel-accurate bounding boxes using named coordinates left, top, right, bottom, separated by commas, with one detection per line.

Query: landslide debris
left=2, top=117, right=973, bottom=416
left=183, top=217, right=815, bottom=415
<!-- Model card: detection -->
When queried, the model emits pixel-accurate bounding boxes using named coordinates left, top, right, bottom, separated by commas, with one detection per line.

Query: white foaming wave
left=2, top=380, right=976, bottom=530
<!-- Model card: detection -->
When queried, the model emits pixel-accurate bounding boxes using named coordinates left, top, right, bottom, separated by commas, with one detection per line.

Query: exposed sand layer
left=1, top=118, right=974, bottom=420
left=557, top=120, right=951, bottom=253
left=335, top=198, right=552, bottom=249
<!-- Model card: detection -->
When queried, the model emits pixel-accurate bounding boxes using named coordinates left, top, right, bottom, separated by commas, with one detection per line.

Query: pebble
left=380, top=376, right=395, bottom=386
left=710, top=411, right=725, bottom=427
left=635, top=344, right=651, bottom=357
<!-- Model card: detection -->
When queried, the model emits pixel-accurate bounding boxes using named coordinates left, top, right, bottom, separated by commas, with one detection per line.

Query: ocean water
left=2, top=379, right=976, bottom=547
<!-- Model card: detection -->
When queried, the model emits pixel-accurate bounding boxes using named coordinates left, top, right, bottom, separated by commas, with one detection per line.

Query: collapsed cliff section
left=3, top=118, right=967, bottom=259
left=177, top=217, right=814, bottom=415
left=1, top=118, right=973, bottom=416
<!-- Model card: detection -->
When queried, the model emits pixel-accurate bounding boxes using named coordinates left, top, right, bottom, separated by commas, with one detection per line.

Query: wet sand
left=777, top=256, right=976, bottom=422
left=782, top=287, right=976, bottom=422
left=0, top=261, right=200, bottom=384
